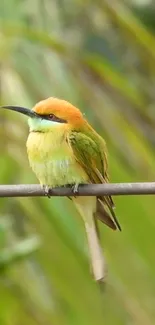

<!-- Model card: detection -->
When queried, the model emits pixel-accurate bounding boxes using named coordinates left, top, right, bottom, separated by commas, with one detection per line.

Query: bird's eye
left=49, top=114, right=54, bottom=120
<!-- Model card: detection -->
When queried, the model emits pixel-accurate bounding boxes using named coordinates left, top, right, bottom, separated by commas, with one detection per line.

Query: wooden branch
left=0, top=182, right=155, bottom=197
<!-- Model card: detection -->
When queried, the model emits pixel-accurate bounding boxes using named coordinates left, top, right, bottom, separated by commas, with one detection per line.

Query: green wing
left=68, top=131, right=121, bottom=231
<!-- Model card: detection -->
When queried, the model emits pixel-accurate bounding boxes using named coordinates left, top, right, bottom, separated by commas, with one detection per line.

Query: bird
left=1, top=97, right=121, bottom=282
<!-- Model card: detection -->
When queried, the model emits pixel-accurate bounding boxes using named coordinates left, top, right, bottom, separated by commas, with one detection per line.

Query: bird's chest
left=26, top=131, right=87, bottom=186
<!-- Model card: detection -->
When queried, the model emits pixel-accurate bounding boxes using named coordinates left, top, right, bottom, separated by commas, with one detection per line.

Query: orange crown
left=33, top=97, right=84, bottom=126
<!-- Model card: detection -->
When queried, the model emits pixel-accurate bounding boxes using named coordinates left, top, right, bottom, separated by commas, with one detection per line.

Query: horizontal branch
left=1, top=182, right=155, bottom=197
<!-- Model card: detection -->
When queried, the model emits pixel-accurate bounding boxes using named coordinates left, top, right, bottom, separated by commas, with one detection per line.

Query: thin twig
left=1, top=182, right=155, bottom=197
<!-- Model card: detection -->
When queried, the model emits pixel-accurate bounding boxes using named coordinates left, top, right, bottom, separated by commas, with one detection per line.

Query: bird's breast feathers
left=26, top=129, right=88, bottom=186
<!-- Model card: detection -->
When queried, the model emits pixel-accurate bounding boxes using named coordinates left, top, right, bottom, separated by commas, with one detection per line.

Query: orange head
left=1, top=97, right=85, bottom=132
left=32, top=97, right=84, bottom=127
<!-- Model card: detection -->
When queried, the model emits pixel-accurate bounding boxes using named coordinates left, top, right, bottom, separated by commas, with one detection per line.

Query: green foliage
left=1, top=0, right=155, bottom=324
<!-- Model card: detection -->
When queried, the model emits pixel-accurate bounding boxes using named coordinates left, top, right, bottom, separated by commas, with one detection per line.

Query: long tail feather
left=73, top=196, right=106, bottom=282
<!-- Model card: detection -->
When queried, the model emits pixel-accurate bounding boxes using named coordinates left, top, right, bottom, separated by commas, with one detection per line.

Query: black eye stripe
left=39, top=114, right=67, bottom=124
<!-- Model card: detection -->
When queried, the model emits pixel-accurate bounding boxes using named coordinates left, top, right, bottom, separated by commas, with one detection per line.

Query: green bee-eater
left=2, top=97, right=121, bottom=282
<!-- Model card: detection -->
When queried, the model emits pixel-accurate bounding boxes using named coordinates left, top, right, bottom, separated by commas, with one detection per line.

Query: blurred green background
left=1, top=0, right=155, bottom=324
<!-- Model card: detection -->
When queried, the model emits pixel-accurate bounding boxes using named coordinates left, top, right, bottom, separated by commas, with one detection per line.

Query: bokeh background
left=1, top=0, right=155, bottom=324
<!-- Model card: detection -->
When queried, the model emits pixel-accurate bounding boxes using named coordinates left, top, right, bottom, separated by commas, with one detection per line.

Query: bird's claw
left=72, top=184, right=79, bottom=196
left=43, top=185, right=51, bottom=199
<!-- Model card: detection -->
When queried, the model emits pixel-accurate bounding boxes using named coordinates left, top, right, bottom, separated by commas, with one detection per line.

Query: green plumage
left=68, top=129, right=121, bottom=231
left=27, top=115, right=121, bottom=230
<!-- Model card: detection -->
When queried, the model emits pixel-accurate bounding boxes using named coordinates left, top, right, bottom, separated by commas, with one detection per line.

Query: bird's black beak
left=1, top=105, right=38, bottom=118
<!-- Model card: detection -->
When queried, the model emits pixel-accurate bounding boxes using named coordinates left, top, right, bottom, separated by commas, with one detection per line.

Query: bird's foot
left=43, top=185, right=51, bottom=199
left=72, top=183, right=79, bottom=197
